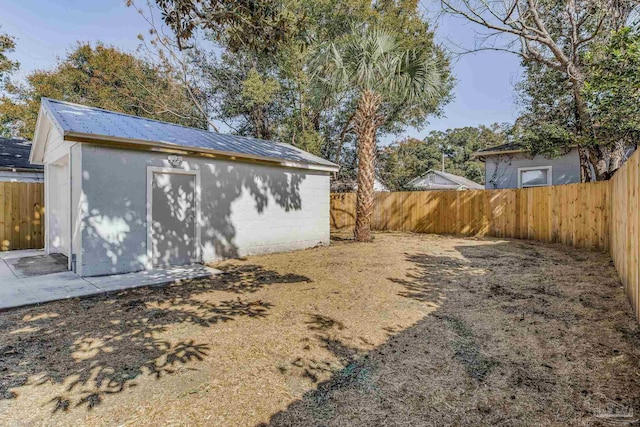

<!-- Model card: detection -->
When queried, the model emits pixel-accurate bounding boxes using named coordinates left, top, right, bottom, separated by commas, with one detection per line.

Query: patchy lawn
left=1, top=233, right=640, bottom=426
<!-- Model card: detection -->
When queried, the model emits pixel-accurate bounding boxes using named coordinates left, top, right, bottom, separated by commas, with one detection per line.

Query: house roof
left=34, top=98, right=338, bottom=171
left=0, top=138, right=43, bottom=171
left=407, top=169, right=483, bottom=190
left=473, top=142, right=526, bottom=158
left=473, top=142, right=582, bottom=161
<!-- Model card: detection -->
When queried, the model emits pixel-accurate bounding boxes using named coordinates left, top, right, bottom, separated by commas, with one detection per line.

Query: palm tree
left=311, top=26, right=445, bottom=241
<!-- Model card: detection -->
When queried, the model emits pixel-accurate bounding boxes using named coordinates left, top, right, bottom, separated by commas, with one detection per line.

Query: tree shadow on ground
left=0, top=264, right=310, bottom=412
left=261, top=240, right=640, bottom=427
left=273, top=312, right=366, bottom=400
left=387, top=252, right=471, bottom=304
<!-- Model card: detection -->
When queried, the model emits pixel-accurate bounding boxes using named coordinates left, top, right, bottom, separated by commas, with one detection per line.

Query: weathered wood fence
left=331, top=148, right=640, bottom=321
left=0, top=182, right=44, bottom=251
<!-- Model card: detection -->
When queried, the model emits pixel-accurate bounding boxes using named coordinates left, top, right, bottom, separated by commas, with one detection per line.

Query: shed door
left=150, top=172, right=197, bottom=267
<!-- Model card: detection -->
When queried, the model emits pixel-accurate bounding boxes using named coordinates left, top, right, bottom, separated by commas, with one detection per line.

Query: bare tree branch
left=129, top=0, right=220, bottom=132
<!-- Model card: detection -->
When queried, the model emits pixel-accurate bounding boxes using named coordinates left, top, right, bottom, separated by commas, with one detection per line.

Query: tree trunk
left=578, top=147, right=592, bottom=182
left=587, top=145, right=609, bottom=181
left=609, top=141, right=626, bottom=176
left=353, top=89, right=382, bottom=242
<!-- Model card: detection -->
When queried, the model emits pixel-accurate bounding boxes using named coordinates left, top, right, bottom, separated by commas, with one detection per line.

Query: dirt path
left=1, top=233, right=639, bottom=426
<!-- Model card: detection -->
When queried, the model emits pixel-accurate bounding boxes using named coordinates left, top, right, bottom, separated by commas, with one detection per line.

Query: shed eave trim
left=63, top=131, right=339, bottom=173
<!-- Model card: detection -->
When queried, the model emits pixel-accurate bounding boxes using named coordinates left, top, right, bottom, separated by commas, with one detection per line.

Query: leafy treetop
left=0, top=42, right=207, bottom=139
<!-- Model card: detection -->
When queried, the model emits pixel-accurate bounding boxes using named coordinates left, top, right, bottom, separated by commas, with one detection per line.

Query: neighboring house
left=0, top=138, right=43, bottom=182
left=474, top=143, right=581, bottom=189
left=406, top=169, right=483, bottom=191
left=30, top=98, right=338, bottom=277
left=331, top=176, right=389, bottom=192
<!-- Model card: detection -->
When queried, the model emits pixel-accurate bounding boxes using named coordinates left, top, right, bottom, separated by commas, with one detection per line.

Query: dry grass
left=1, top=232, right=640, bottom=426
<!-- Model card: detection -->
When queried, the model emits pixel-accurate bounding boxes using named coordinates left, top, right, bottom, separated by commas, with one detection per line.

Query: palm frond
left=309, top=24, right=445, bottom=117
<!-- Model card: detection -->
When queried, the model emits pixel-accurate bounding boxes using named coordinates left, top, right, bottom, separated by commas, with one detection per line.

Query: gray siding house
left=30, top=98, right=337, bottom=277
left=474, top=143, right=581, bottom=189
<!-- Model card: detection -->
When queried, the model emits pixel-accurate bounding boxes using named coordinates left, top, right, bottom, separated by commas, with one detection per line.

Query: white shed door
left=150, top=172, right=197, bottom=267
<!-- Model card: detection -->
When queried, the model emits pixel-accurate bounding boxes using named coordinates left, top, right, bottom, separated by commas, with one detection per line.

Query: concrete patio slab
left=0, top=283, right=39, bottom=308
left=89, top=265, right=220, bottom=292
left=0, top=252, right=221, bottom=310
left=0, top=259, right=17, bottom=280
left=21, top=272, right=101, bottom=304
left=0, top=249, right=44, bottom=260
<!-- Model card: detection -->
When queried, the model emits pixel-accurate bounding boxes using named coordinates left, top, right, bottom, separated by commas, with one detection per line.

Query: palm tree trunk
left=353, top=89, right=382, bottom=242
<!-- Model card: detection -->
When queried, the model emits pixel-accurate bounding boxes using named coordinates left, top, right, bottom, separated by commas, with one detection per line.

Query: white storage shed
left=30, top=98, right=338, bottom=277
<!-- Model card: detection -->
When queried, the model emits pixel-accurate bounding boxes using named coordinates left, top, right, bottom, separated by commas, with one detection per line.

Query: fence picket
left=0, top=182, right=46, bottom=251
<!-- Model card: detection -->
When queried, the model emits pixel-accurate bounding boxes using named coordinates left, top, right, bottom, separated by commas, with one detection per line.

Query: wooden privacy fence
left=610, top=149, right=640, bottom=322
left=0, top=182, right=44, bottom=251
left=331, top=181, right=611, bottom=251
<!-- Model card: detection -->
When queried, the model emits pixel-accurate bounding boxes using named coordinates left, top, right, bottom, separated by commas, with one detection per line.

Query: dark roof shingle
left=0, top=138, right=42, bottom=170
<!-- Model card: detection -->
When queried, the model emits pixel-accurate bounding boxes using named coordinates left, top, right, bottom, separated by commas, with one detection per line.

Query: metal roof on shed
left=41, top=98, right=338, bottom=170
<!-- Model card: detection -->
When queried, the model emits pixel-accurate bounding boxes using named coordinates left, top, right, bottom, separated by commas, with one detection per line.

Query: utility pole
left=442, top=151, right=445, bottom=172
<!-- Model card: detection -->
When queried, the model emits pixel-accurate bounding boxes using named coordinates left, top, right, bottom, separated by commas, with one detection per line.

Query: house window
left=518, top=166, right=552, bottom=188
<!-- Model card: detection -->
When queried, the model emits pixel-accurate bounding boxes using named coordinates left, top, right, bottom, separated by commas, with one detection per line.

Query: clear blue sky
left=0, top=0, right=523, bottom=141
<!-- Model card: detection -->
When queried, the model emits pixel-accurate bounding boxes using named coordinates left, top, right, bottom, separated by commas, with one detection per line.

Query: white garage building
left=30, top=98, right=337, bottom=277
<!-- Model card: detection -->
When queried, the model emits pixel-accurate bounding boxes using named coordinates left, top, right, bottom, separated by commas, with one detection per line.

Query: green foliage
left=515, top=60, right=577, bottom=153
left=293, top=129, right=324, bottom=156
left=0, top=29, right=18, bottom=83
left=583, top=26, right=640, bottom=147
left=152, top=0, right=298, bottom=53
left=516, top=24, right=640, bottom=162
left=241, top=68, right=280, bottom=109
left=519, top=122, right=574, bottom=157
left=310, top=24, right=450, bottom=177
left=443, top=0, right=637, bottom=179
left=0, top=42, right=206, bottom=138
left=195, top=50, right=285, bottom=139
left=378, top=137, right=443, bottom=190
left=310, top=25, right=447, bottom=120
left=379, top=125, right=509, bottom=190
left=178, top=0, right=451, bottom=175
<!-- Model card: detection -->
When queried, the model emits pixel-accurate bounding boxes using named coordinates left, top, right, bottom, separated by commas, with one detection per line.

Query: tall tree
left=441, top=0, right=638, bottom=180
left=311, top=26, right=447, bottom=241
left=0, top=42, right=207, bottom=138
left=137, top=0, right=452, bottom=165
left=515, top=23, right=640, bottom=179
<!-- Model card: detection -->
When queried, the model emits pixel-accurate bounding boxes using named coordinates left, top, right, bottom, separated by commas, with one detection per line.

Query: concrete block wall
left=77, top=144, right=330, bottom=276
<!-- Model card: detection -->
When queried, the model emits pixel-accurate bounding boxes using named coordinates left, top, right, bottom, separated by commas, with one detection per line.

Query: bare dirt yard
left=1, top=232, right=640, bottom=426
